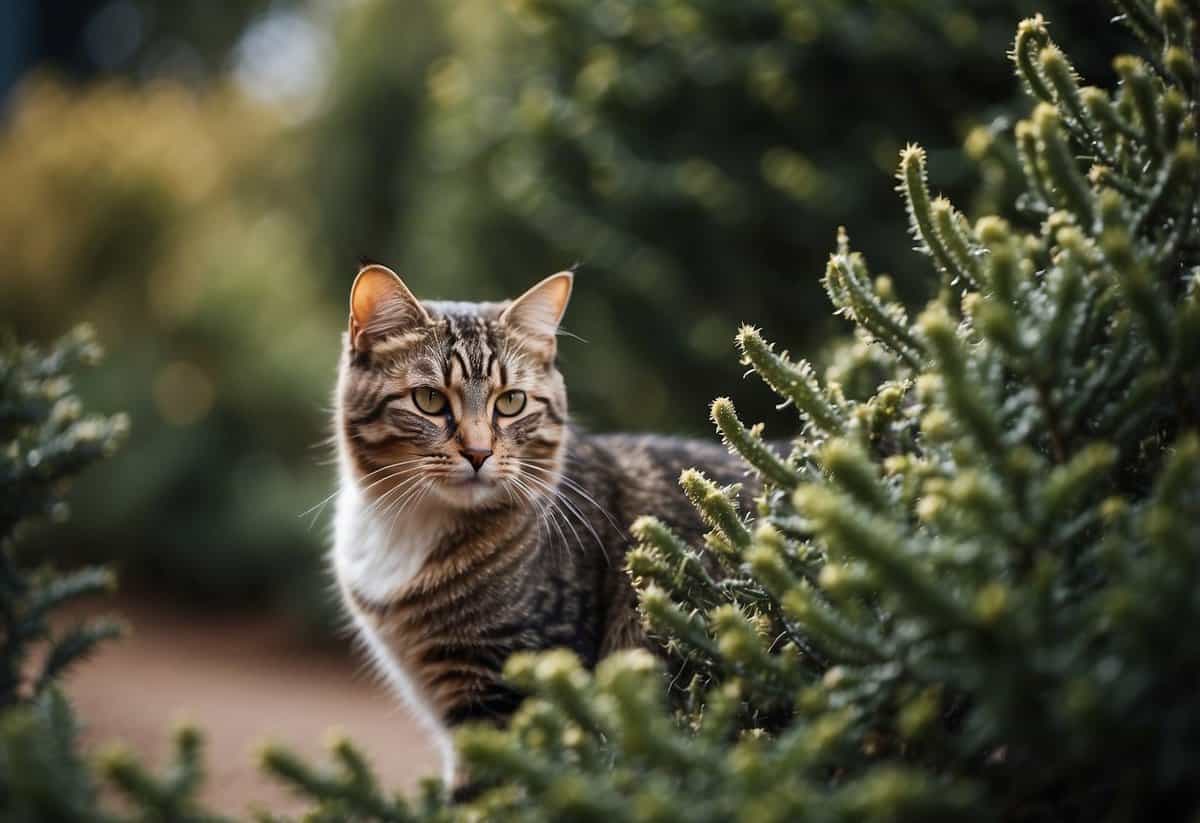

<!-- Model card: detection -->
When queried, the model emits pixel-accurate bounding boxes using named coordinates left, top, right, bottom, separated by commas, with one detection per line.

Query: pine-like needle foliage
left=0, top=327, right=125, bottom=821
left=0, top=330, right=235, bottom=822
left=0, top=326, right=127, bottom=708
left=442, top=2, right=1200, bottom=820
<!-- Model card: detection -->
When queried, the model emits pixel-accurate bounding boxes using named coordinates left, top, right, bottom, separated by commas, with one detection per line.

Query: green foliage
left=412, top=0, right=1121, bottom=434
left=2, top=689, right=236, bottom=823
left=100, top=723, right=234, bottom=823
left=0, top=329, right=241, bottom=822
left=0, top=79, right=339, bottom=617
left=305, top=0, right=447, bottom=281
left=0, top=327, right=122, bottom=820
left=433, top=2, right=1200, bottom=819
left=258, top=739, right=450, bottom=822
left=1, top=690, right=103, bottom=823
left=0, top=327, right=126, bottom=707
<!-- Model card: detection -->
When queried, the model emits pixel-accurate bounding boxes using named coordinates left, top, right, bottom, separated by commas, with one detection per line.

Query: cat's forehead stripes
left=356, top=303, right=546, bottom=389
left=441, top=310, right=503, bottom=384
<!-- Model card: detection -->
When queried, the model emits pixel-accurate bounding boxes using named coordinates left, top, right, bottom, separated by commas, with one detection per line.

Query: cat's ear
left=500, top=272, right=573, bottom=352
left=348, top=264, right=431, bottom=352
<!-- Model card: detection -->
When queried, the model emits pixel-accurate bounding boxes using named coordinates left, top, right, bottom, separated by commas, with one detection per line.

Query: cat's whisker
left=554, top=326, right=587, bottom=343
left=507, top=476, right=564, bottom=562
left=508, top=475, right=573, bottom=556
left=526, top=482, right=586, bottom=567
left=309, top=465, right=427, bottom=527
left=361, top=468, right=431, bottom=513
left=375, top=470, right=434, bottom=519
left=384, top=477, right=434, bottom=548
left=377, top=475, right=437, bottom=549
left=542, top=494, right=591, bottom=567
left=540, top=484, right=607, bottom=559
left=360, top=463, right=429, bottom=495
left=504, top=478, right=548, bottom=552
left=512, top=459, right=623, bottom=533
left=518, top=475, right=587, bottom=560
left=364, top=471, right=429, bottom=522
left=366, top=486, right=418, bottom=539
left=300, top=488, right=342, bottom=526
left=413, top=477, right=438, bottom=510
left=517, top=453, right=595, bottom=477
left=383, top=479, right=425, bottom=517
left=353, top=458, right=435, bottom=492
left=300, top=458, right=431, bottom=525
left=514, top=470, right=610, bottom=566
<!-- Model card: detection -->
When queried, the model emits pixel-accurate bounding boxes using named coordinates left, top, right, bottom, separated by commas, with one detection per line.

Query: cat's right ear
left=349, top=264, right=431, bottom=352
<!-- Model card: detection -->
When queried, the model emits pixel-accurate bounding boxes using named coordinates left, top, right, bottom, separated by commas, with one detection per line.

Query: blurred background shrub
left=0, top=0, right=1121, bottom=628
left=0, top=77, right=338, bottom=619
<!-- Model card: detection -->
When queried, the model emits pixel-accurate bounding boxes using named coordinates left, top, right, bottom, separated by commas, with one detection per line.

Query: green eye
left=495, top=389, right=527, bottom=417
left=412, top=387, right=448, bottom=415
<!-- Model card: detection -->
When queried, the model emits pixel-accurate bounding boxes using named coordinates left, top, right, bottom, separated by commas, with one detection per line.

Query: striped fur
left=331, top=270, right=750, bottom=784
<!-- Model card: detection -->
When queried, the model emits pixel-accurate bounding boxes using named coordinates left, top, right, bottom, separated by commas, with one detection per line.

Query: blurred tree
left=0, top=78, right=339, bottom=616
left=396, top=0, right=1124, bottom=435
left=304, top=0, right=447, bottom=285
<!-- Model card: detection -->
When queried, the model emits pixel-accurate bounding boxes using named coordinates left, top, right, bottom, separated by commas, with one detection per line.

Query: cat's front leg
left=440, top=679, right=527, bottom=803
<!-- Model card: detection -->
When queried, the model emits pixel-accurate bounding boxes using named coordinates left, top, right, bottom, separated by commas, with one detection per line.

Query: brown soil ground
left=61, top=597, right=438, bottom=817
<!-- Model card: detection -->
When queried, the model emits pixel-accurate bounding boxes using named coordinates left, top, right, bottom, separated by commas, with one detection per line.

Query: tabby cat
left=331, top=264, right=747, bottom=784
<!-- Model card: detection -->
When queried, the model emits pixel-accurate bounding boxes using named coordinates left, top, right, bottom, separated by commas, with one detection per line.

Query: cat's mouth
left=432, top=469, right=509, bottom=509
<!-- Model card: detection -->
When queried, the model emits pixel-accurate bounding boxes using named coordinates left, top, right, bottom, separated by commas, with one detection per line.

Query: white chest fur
left=332, top=481, right=443, bottom=600
left=330, top=477, right=457, bottom=785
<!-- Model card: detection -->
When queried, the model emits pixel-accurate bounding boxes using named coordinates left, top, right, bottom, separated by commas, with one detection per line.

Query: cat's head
left=337, top=263, right=571, bottom=511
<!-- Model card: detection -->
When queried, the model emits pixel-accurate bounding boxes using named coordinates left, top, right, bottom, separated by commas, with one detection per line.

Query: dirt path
left=62, top=598, right=438, bottom=816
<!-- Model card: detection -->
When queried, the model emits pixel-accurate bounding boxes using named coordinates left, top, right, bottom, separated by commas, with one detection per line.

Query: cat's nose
left=461, top=447, right=493, bottom=472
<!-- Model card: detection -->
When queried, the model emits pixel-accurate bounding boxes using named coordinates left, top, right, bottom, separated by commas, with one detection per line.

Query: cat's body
left=330, top=265, right=745, bottom=783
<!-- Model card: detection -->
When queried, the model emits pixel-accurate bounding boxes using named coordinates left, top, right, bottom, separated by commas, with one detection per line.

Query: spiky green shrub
left=0, top=326, right=126, bottom=708
left=0, top=329, right=230, bottom=823
left=437, top=3, right=1200, bottom=820
left=0, top=327, right=123, bottom=821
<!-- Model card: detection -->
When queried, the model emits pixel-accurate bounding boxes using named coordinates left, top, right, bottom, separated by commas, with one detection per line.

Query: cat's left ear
left=500, top=272, right=573, bottom=354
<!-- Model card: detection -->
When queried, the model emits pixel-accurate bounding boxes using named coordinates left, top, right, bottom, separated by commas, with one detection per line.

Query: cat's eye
left=495, top=389, right=527, bottom=417
left=412, top=387, right=448, bottom=415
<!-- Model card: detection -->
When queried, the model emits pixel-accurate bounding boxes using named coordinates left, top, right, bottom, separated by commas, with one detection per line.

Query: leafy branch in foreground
left=0, top=327, right=127, bottom=708
left=0, top=327, right=126, bottom=822
left=0, top=331, right=250, bottom=823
